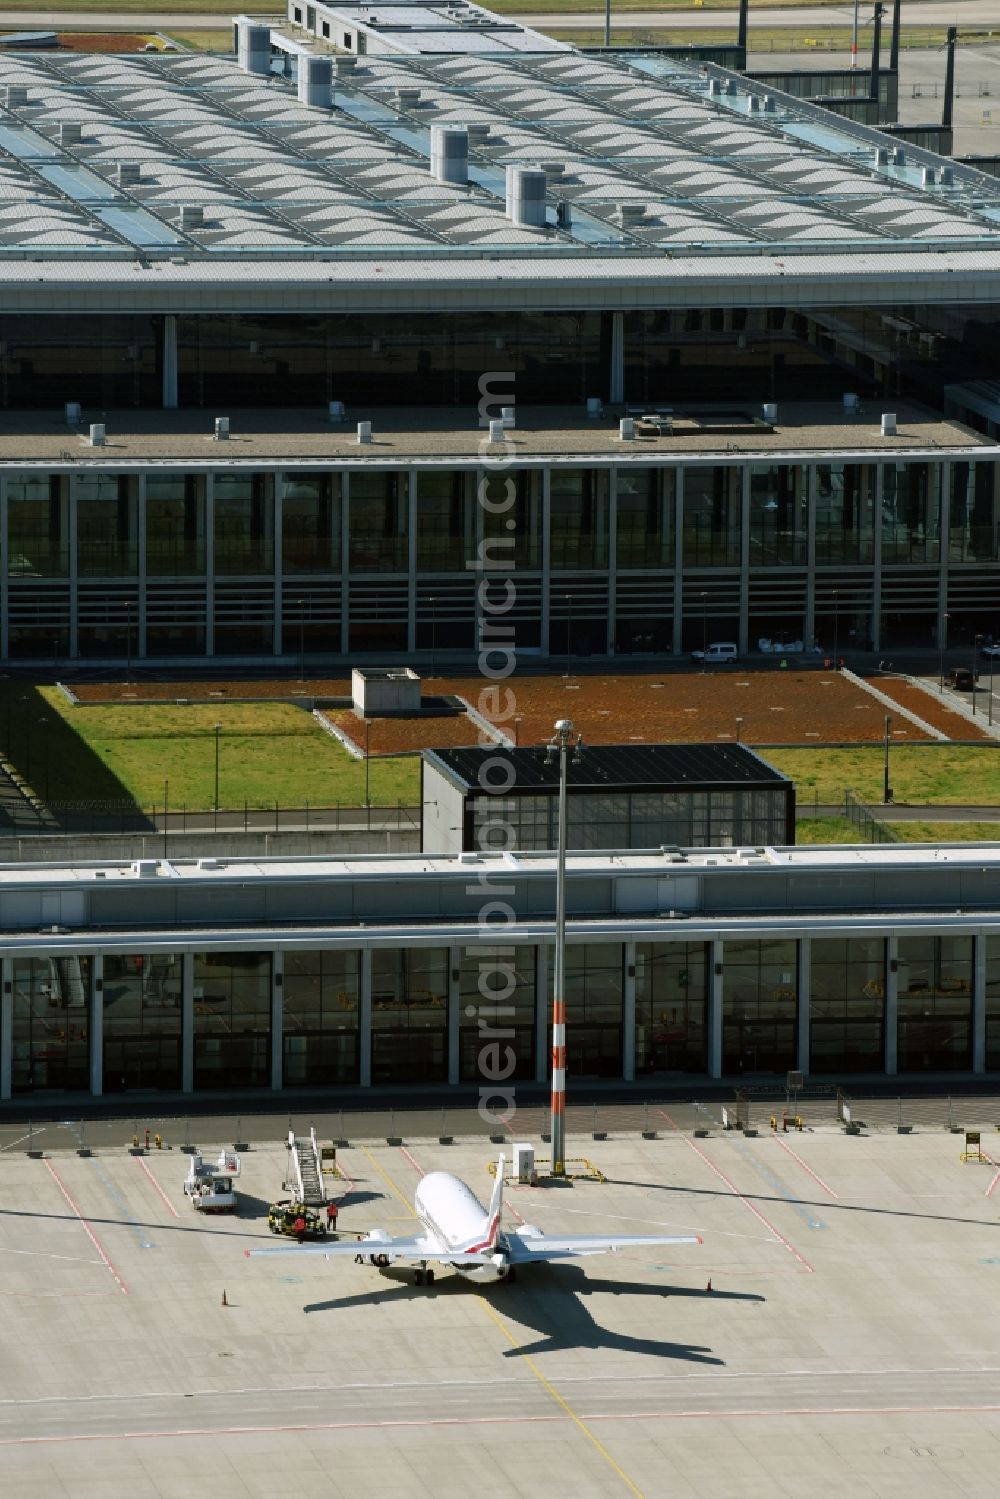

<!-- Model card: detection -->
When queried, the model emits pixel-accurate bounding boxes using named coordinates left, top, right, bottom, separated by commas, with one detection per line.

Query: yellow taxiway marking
left=361, top=1145, right=644, bottom=1499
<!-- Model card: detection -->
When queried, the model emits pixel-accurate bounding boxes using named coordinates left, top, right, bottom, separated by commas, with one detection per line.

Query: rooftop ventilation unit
left=890, top=147, right=905, bottom=165
left=4, top=86, right=27, bottom=107
left=65, top=401, right=81, bottom=425
left=940, top=165, right=953, bottom=186
left=586, top=396, right=603, bottom=418
left=747, top=95, right=759, bottom=112
left=430, top=125, right=468, bottom=185
left=921, top=166, right=935, bottom=187
left=762, top=402, right=778, bottom=425
left=117, top=162, right=141, bottom=187
left=465, top=122, right=490, bottom=143
left=539, top=160, right=564, bottom=178
left=357, top=420, right=372, bottom=444
left=709, top=79, right=720, bottom=96
left=334, top=55, right=357, bottom=71
left=395, top=87, right=422, bottom=109
left=299, top=55, right=332, bottom=109
left=881, top=412, right=897, bottom=436
left=875, top=146, right=888, bottom=165
left=328, top=399, right=346, bottom=420
left=214, top=416, right=230, bottom=441
left=131, top=859, right=158, bottom=878
left=556, top=199, right=572, bottom=228
left=618, top=203, right=647, bottom=226
left=89, top=422, right=105, bottom=447
left=488, top=418, right=504, bottom=442
left=763, top=95, right=775, bottom=111
left=59, top=122, right=82, bottom=144
left=506, top=164, right=546, bottom=227
left=236, top=19, right=271, bottom=75
left=619, top=417, right=635, bottom=441
left=180, top=204, right=204, bottom=229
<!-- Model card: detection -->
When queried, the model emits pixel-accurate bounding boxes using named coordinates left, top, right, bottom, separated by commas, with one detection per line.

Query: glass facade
left=882, top=463, right=941, bottom=564
left=193, top=951, right=271, bottom=1089
left=2, top=929, right=999, bottom=1098
left=749, top=464, right=807, bottom=566
left=815, top=463, right=876, bottom=565
left=145, top=475, right=206, bottom=577
left=214, top=473, right=274, bottom=576
left=102, top=952, right=182, bottom=1092
left=12, top=955, right=91, bottom=1092
left=349, top=471, right=407, bottom=572
left=473, top=787, right=789, bottom=852
left=9, top=475, right=69, bottom=578
left=896, top=935, right=973, bottom=1071
left=635, top=942, right=708, bottom=1073
left=282, top=474, right=341, bottom=575
left=415, top=471, right=474, bottom=573
left=723, top=938, right=797, bottom=1074
left=809, top=937, right=885, bottom=1073
left=550, top=943, right=623, bottom=1078
left=682, top=465, right=741, bottom=567
left=550, top=469, right=609, bottom=571
left=282, top=949, right=359, bottom=1086
left=459, top=945, right=536, bottom=1083
left=371, top=947, right=448, bottom=1084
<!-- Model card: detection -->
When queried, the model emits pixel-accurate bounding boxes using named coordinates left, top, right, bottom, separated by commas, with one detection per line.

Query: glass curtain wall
left=682, top=466, right=741, bottom=566
left=808, top=937, right=885, bottom=1072
left=415, top=471, right=474, bottom=572
left=459, top=945, right=536, bottom=1082
left=481, top=470, right=541, bottom=571
left=282, top=949, right=360, bottom=1086
left=814, top=463, right=876, bottom=564
left=549, top=944, right=623, bottom=1077
left=77, top=475, right=138, bottom=577
left=192, top=952, right=271, bottom=1088
left=882, top=463, right=941, bottom=563
left=550, top=469, right=609, bottom=571
left=145, top=475, right=206, bottom=576
left=349, top=472, right=408, bottom=572
left=986, top=935, right=1000, bottom=1070
left=8, top=475, right=69, bottom=577
left=634, top=942, right=708, bottom=1073
left=749, top=465, right=807, bottom=566
left=102, top=952, right=182, bottom=1091
left=896, top=935, right=973, bottom=1070
left=616, top=468, right=674, bottom=570
left=282, top=473, right=341, bottom=575
left=12, top=955, right=91, bottom=1092
left=949, top=462, right=1000, bottom=563
left=370, top=947, right=449, bottom=1084
left=722, top=938, right=797, bottom=1074
left=213, top=474, right=274, bottom=575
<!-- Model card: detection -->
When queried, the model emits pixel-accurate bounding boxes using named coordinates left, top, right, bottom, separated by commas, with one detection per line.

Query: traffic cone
left=221, top=1289, right=228, bottom=1307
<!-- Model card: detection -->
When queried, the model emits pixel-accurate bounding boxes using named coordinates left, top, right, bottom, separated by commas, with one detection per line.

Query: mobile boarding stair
left=283, top=1127, right=326, bottom=1207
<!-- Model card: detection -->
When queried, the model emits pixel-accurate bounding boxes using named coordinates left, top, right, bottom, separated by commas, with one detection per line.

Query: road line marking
left=477, top=1297, right=645, bottom=1499
left=772, top=1136, right=840, bottom=1199
left=398, top=1145, right=424, bottom=1177
left=136, top=1158, right=179, bottom=1219
left=986, top=1170, right=1000, bottom=1198
left=43, top=1160, right=128, bottom=1297
left=359, top=1145, right=419, bottom=1219
left=7, top=1401, right=1000, bottom=1450
left=657, top=1110, right=814, bottom=1273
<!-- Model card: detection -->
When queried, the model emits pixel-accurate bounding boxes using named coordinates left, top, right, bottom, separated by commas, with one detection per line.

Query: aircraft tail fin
left=485, top=1154, right=504, bottom=1250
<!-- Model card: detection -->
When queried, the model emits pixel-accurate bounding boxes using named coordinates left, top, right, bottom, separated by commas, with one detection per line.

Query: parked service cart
left=184, top=1149, right=241, bottom=1213
left=267, top=1200, right=330, bottom=1240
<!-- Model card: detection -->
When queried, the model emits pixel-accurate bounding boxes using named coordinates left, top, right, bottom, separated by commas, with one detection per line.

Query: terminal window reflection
left=12, top=954, right=91, bottom=1092
left=749, top=465, right=807, bottom=566
left=214, top=474, right=274, bottom=575
left=882, top=463, right=940, bottom=564
left=985, top=935, right=1000, bottom=1070
left=8, top=475, right=69, bottom=577
left=145, top=475, right=206, bottom=576
left=459, top=945, right=536, bottom=1083
left=896, top=935, right=972, bottom=1071
left=282, top=474, right=341, bottom=575
left=102, top=952, right=182, bottom=1092
left=634, top=943, right=707, bottom=1074
left=481, top=470, right=541, bottom=570
left=949, top=462, right=1000, bottom=563
left=193, top=951, right=271, bottom=1089
left=682, top=466, right=741, bottom=567
left=282, top=949, right=359, bottom=1086
left=809, top=937, right=884, bottom=1073
left=550, top=469, right=609, bottom=571
left=349, top=472, right=408, bottom=572
left=371, top=948, right=448, bottom=1084
left=814, top=463, right=875, bottom=564
left=616, top=469, right=674, bottom=570
left=723, top=938, right=797, bottom=1074
left=416, top=471, right=474, bottom=572
left=548, top=944, right=623, bottom=1078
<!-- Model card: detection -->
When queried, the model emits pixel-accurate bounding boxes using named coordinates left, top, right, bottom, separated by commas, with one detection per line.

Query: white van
left=690, top=641, right=738, bottom=664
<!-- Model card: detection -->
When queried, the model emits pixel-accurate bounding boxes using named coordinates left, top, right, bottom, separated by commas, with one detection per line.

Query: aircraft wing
left=245, top=1234, right=491, bottom=1266
left=507, top=1232, right=701, bottom=1263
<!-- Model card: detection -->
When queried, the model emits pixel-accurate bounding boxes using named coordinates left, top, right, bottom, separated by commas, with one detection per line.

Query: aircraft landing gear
left=370, top=1252, right=390, bottom=1268
left=415, top=1265, right=435, bottom=1286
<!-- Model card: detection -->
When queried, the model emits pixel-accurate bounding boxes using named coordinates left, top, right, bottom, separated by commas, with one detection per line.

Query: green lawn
left=165, top=29, right=236, bottom=49
left=18, top=689, right=418, bottom=810
left=891, top=821, right=1000, bottom=844
left=794, top=817, right=864, bottom=845
left=767, top=746, right=1000, bottom=807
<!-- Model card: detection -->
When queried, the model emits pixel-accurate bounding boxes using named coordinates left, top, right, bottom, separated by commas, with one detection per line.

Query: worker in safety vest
left=326, top=1201, right=338, bottom=1233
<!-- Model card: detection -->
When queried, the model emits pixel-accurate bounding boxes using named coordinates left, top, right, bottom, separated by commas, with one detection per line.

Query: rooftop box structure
left=352, top=667, right=421, bottom=717
left=421, top=743, right=794, bottom=855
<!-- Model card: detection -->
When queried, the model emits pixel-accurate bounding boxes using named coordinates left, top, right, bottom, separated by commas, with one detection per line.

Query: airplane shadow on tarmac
left=304, top=1263, right=757, bottom=1365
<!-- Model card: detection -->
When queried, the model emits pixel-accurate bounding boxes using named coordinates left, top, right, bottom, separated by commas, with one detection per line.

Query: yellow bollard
left=154, top=1134, right=162, bottom=1150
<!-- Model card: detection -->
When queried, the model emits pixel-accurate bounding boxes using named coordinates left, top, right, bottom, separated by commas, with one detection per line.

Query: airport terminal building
left=1, top=843, right=999, bottom=1101
left=0, top=18, right=996, bottom=660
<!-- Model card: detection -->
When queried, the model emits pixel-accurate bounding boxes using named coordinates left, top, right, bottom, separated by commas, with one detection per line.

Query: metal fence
left=0, top=800, right=422, bottom=838
left=843, top=789, right=898, bottom=844
left=3, top=1092, right=998, bottom=1156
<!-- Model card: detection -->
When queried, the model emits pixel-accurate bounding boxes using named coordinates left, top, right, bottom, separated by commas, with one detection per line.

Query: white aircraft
left=245, top=1154, right=700, bottom=1286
